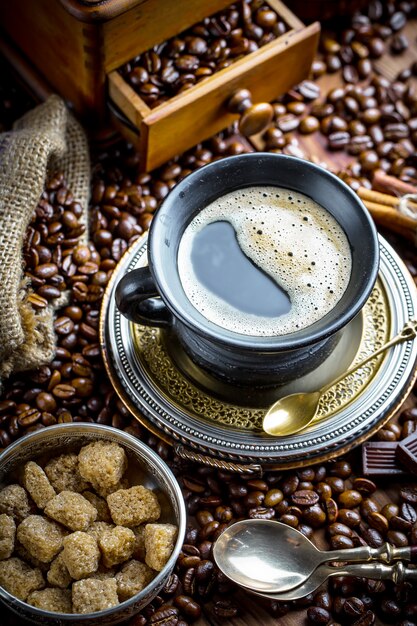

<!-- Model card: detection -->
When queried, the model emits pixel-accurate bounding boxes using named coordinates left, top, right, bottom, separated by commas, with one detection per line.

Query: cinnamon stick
left=363, top=200, right=417, bottom=242
left=358, top=187, right=401, bottom=208
left=372, top=170, right=417, bottom=196
left=358, top=186, right=417, bottom=212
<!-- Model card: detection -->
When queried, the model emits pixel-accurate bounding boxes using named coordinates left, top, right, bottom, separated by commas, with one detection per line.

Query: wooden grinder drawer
left=108, top=0, right=320, bottom=171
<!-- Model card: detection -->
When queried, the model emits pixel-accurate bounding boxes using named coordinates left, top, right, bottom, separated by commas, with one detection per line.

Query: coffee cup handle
left=115, top=267, right=172, bottom=328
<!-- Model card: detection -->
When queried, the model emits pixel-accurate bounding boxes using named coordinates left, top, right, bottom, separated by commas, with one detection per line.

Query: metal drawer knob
left=227, top=88, right=274, bottom=136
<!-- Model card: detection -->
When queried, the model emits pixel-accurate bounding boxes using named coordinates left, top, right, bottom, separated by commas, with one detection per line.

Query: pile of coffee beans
left=261, top=0, right=417, bottom=191
left=2, top=137, right=417, bottom=626
left=314, top=1, right=413, bottom=79
left=23, top=174, right=87, bottom=311
left=263, top=71, right=417, bottom=190
left=119, top=0, right=287, bottom=108
left=3, top=0, right=417, bottom=623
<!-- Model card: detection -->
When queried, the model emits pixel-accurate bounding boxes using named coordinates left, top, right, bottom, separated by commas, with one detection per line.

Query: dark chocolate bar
left=362, top=441, right=409, bottom=476
left=396, top=431, right=417, bottom=473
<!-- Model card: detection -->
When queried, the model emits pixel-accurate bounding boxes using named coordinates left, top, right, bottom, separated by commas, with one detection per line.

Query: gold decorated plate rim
left=100, top=234, right=417, bottom=466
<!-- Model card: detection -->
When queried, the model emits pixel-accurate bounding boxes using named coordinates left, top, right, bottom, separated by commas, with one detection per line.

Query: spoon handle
left=322, top=542, right=417, bottom=565
left=255, top=561, right=417, bottom=602
left=322, top=319, right=417, bottom=394
left=339, top=561, right=417, bottom=584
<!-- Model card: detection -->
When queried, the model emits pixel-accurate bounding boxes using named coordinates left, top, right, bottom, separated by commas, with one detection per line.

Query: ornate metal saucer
left=100, top=234, right=417, bottom=473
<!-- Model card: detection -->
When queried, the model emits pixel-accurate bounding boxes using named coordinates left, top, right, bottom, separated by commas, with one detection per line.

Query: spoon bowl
left=263, top=320, right=417, bottom=437
left=213, top=519, right=417, bottom=594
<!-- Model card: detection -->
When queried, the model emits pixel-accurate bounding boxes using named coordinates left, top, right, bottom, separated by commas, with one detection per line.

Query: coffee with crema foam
left=177, top=186, right=352, bottom=337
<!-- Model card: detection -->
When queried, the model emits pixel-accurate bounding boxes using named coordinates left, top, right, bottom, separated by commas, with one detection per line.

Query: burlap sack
left=0, top=95, right=90, bottom=386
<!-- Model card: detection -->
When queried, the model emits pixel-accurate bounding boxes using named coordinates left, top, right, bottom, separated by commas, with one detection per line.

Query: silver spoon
left=263, top=320, right=417, bottom=437
left=213, top=519, right=417, bottom=594
left=252, top=560, right=417, bottom=601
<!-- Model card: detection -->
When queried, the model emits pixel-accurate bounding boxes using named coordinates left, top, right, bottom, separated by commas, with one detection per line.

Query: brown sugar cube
left=98, top=526, right=135, bottom=568
left=0, top=484, right=31, bottom=521
left=132, top=525, right=146, bottom=561
left=72, top=578, right=119, bottom=614
left=145, top=523, right=178, bottom=572
left=86, top=521, right=114, bottom=543
left=107, top=486, right=161, bottom=527
left=115, top=559, right=155, bottom=601
left=47, top=552, right=72, bottom=589
left=17, top=515, right=66, bottom=563
left=23, top=461, right=56, bottom=509
left=62, top=532, right=100, bottom=580
left=27, top=587, right=72, bottom=613
left=82, top=491, right=112, bottom=523
left=14, top=541, right=48, bottom=571
left=44, top=453, right=89, bottom=493
left=44, top=491, right=97, bottom=531
left=0, top=557, right=45, bottom=601
left=0, top=514, right=16, bottom=560
left=78, top=441, right=127, bottom=495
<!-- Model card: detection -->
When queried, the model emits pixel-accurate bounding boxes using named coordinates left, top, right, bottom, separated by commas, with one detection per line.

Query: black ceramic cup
left=115, top=153, right=379, bottom=387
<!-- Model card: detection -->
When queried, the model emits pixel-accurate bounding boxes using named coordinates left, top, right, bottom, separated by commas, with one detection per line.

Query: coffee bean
left=299, top=116, right=320, bottom=134
left=328, top=131, right=351, bottom=149
left=35, top=392, right=57, bottom=413
left=307, top=606, right=331, bottom=624
left=297, top=80, right=320, bottom=101
left=71, top=378, right=93, bottom=398
left=391, top=33, right=409, bottom=54
left=390, top=11, right=407, bottom=31
left=353, top=609, right=376, bottom=625
left=264, top=488, right=284, bottom=507
left=52, top=384, right=76, bottom=400
left=249, top=506, right=275, bottom=519
left=210, top=599, right=237, bottom=618
left=330, top=534, right=355, bottom=549
left=401, top=487, right=417, bottom=504
left=360, top=527, right=384, bottom=547
left=37, top=285, right=61, bottom=300
left=277, top=114, right=300, bottom=133
left=174, top=595, right=201, bottom=620
left=387, top=529, right=408, bottom=546
left=148, top=606, right=179, bottom=624
left=343, top=65, right=359, bottom=84
left=292, top=490, right=319, bottom=506
left=286, top=101, right=306, bottom=116
left=303, top=504, right=326, bottom=528
left=361, top=500, right=381, bottom=522
left=401, top=502, right=417, bottom=523
left=344, top=596, right=365, bottom=617
left=17, top=408, right=41, bottom=427
left=367, top=511, right=389, bottom=533
left=54, top=317, right=75, bottom=335
left=352, top=478, right=376, bottom=495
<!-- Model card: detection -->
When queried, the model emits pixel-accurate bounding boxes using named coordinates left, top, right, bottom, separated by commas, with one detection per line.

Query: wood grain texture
left=102, top=0, right=234, bottom=71
left=110, top=20, right=320, bottom=171
left=0, top=0, right=106, bottom=121
left=0, top=0, right=232, bottom=119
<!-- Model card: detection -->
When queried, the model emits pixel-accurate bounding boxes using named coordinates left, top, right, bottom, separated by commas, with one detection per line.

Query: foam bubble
left=177, top=186, right=352, bottom=336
